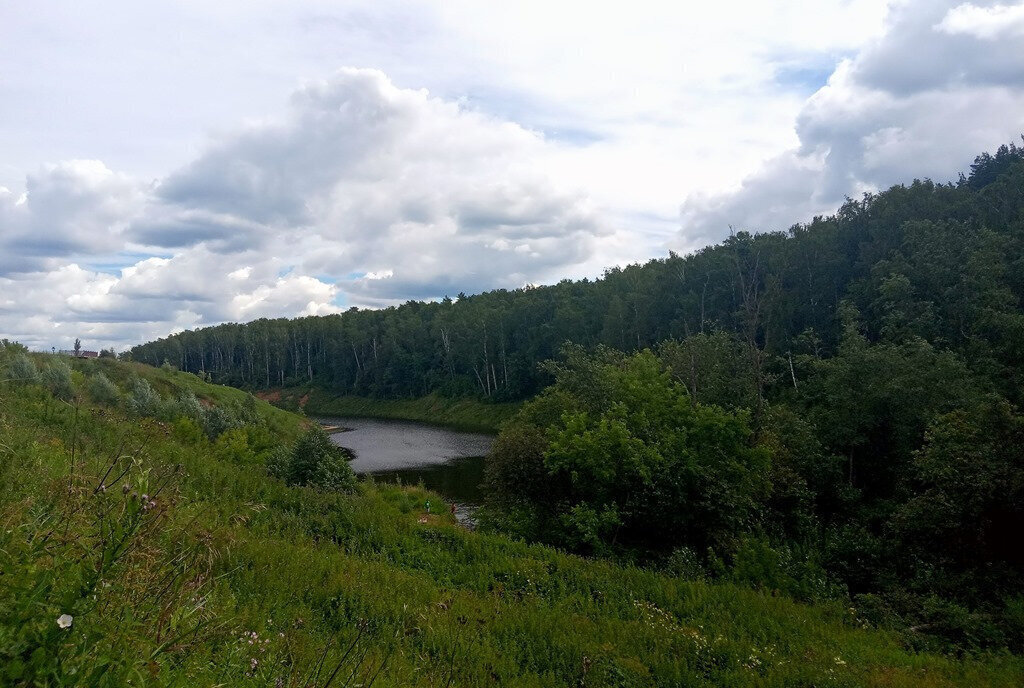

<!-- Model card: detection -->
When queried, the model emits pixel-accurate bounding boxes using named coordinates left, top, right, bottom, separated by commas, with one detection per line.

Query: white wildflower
left=57, top=614, right=73, bottom=629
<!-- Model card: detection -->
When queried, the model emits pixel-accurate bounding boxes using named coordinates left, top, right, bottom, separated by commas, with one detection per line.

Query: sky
left=1, top=0, right=1023, bottom=351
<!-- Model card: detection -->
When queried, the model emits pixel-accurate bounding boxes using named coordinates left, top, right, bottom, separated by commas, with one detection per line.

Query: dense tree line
left=130, top=142, right=1024, bottom=410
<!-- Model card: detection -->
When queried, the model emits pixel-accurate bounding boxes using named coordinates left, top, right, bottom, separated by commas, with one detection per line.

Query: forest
left=128, top=142, right=1024, bottom=652
left=130, top=142, right=1024, bottom=410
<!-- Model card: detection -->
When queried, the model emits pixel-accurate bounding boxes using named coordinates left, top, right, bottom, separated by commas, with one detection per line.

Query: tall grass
left=0, top=354, right=1022, bottom=686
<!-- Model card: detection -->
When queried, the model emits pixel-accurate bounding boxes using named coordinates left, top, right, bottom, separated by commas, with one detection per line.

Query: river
left=320, top=417, right=494, bottom=524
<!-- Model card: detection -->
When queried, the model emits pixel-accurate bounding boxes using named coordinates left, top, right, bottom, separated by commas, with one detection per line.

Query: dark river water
left=320, top=417, right=494, bottom=519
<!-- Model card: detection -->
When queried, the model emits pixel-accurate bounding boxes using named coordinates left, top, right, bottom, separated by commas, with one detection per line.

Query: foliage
left=0, top=356, right=1021, bottom=685
left=86, top=372, right=120, bottom=405
left=891, top=400, right=1024, bottom=605
left=484, top=335, right=1024, bottom=650
left=265, top=444, right=291, bottom=480
left=199, top=404, right=240, bottom=440
left=40, top=360, right=75, bottom=401
left=125, top=377, right=161, bottom=417
left=281, top=425, right=358, bottom=491
left=0, top=338, right=29, bottom=356
left=172, top=390, right=204, bottom=422
left=3, top=353, right=38, bottom=384
left=485, top=347, right=769, bottom=556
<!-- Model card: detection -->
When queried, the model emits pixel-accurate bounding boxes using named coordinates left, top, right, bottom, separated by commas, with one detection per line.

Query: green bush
left=154, top=391, right=204, bottom=423
left=266, top=444, right=291, bottom=480
left=171, top=416, right=206, bottom=445
left=665, top=546, right=707, bottom=580
left=485, top=346, right=769, bottom=556
left=40, top=361, right=75, bottom=401
left=174, top=391, right=204, bottom=422
left=201, top=405, right=240, bottom=440
left=0, top=338, right=28, bottom=357
left=730, top=537, right=839, bottom=603
left=125, top=377, right=161, bottom=416
left=87, top=372, right=120, bottom=405
left=1003, top=595, right=1024, bottom=653
left=282, top=426, right=357, bottom=492
left=3, top=353, right=37, bottom=384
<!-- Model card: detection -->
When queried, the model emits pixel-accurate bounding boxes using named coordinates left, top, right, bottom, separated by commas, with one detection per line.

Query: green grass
left=266, top=386, right=519, bottom=433
left=1, top=355, right=1022, bottom=686
left=70, top=356, right=305, bottom=441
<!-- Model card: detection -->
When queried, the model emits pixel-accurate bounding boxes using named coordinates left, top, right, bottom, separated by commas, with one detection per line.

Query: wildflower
left=57, top=614, right=73, bottom=629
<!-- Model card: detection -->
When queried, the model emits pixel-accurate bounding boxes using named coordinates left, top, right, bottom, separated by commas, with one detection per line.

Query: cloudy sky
left=2, top=0, right=1023, bottom=351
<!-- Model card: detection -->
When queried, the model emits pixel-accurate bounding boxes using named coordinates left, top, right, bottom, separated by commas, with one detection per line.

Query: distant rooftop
left=58, top=350, right=99, bottom=358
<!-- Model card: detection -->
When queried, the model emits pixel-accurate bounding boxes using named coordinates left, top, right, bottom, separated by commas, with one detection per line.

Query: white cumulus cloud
left=0, top=69, right=612, bottom=349
left=937, top=2, right=1024, bottom=39
left=676, top=0, right=1024, bottom=249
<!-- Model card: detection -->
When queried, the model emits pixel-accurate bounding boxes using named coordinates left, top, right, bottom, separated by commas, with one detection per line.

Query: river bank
left=258, top=387, right=519, bottom=433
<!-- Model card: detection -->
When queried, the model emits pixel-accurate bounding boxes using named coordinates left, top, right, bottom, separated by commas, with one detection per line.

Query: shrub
left=171, top=416, right=206, bottom=445
left=3, top=353, right=37, bottom=384
left=1003, top=595, right=1024, bottom=653
left=125, top=377, right=161, bottom=417
left=156, top=391, right=204, bottom=423
left=174, top=391, right=204, bottom=422
left=266, top=445, right=291, bottom=480
left=40, top=361, right=75, bottom=401
left=87, top=372, right=120, bottom=405
left=485, top=346, right=769, bottom=556
left=213, top=427, right=260, bottom=466
left=201, top=405, right=240, bottom=441
left=666, top=546, right=707, bottom=580
left=283, top=426, right=357, bottom=492
left=730, top=537, right=840, bottom=603
left=0, top=338, right=28, bottom=356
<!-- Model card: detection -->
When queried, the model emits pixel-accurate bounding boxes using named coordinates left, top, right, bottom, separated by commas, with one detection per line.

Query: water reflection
left=321, top=417, right=493, bottom=511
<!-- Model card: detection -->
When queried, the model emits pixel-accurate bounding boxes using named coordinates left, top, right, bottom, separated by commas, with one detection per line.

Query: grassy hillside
left=1, top=353, right=1022, bottom=686
left=261, top=386, right=519, bottom=433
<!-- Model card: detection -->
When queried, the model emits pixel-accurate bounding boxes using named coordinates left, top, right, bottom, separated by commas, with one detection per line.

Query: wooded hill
left=130, top=142, right=1024, bottom=411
